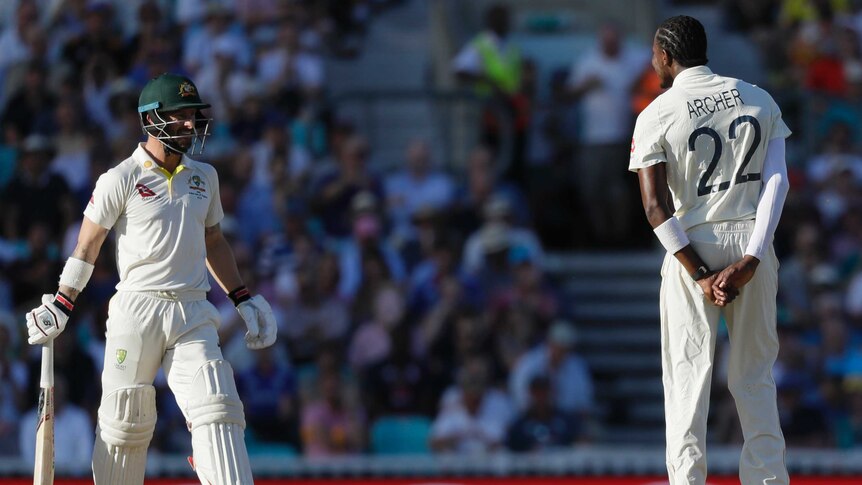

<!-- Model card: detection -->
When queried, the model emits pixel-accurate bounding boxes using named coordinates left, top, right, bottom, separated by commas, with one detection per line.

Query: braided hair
left=656, top=15, right=708, bottom=67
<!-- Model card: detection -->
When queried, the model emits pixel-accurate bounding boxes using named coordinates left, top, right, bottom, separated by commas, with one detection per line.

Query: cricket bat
left=33, top=340, right=54, bottom=485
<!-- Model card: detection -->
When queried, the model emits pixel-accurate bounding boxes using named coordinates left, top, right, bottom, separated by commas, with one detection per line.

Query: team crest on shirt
left=115, top=349, right=128, bottom=370
left=187, top=174, right=208, bottom=199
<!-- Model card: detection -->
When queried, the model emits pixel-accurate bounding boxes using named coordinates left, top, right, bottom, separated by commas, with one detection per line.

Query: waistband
left=687, top=219, right=755, bottom=236
left=117, top=290, right=207, bottom=302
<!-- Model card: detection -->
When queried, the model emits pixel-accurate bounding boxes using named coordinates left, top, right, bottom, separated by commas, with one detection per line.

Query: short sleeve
left=83, top=169, right=127, bottom=229
left=771, top=105, right=792, bottom=141
left=628, top=103, right=668, bottom=172
left=204, top=166, right=224, bottom=227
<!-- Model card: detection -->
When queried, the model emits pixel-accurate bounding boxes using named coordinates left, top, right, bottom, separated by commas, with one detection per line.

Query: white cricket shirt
left=629, top=66, right=791, bottom=230
left=84, top=145, right=224, bottom=292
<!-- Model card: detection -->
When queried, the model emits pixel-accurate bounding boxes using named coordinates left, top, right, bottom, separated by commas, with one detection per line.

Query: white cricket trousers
left=101, top=290, right=224, bottom=409
left=660, top=220, right=788, bottom=485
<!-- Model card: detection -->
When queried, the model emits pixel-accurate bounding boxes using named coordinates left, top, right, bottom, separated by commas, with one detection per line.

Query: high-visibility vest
left=473, top=32, right=521, bottom=96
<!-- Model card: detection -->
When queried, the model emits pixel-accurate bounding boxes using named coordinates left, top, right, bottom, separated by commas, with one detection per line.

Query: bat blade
left=33, top=341, right=54, bottom=485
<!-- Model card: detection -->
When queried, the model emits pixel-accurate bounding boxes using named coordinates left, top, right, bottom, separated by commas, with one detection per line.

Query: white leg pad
left=92, top=385, right=157, bottom=485
left=186, top=360, right=253, bottom=485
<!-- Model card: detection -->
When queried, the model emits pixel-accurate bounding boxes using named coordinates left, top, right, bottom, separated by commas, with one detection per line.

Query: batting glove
left=26, top=293, right=73, bottom=345
left=233, top=290, right=277, bottom=350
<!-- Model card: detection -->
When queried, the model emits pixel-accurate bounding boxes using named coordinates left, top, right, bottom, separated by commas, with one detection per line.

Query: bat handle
left=40, top=340, right=53, bottom=388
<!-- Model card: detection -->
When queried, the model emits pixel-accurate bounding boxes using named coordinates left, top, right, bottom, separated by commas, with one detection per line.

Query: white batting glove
left=26, top=293, right=73, bottom=345
left=236, top=295, right=278, bottom=349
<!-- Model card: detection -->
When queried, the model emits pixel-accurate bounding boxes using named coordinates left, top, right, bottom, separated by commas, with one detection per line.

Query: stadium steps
left=545, top=250, right=666, bottom=444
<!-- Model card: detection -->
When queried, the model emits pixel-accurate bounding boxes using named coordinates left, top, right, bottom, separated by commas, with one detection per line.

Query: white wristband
left=653, top=217, right=690, bottom=254
left=58, top=257, right=94, bottom=292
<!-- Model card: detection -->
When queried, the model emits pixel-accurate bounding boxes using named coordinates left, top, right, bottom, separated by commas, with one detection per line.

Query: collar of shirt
left=132, top=144, right=192, bottom=177
left=673, top=65, right=713, bottom=86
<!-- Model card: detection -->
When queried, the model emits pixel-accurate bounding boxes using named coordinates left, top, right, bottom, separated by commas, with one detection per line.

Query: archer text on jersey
left=687, top=89, right=744, bottom=119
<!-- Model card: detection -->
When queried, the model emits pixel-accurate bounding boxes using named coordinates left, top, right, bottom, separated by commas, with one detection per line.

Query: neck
left=143, top=137, right=183, bottom=173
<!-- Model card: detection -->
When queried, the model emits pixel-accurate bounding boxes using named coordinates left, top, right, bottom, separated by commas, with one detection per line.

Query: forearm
left=205, top=237, right=244, bottom=294
left=59, top=218, right=108, bottom=301
left=639, top=164, right=710, bottom=277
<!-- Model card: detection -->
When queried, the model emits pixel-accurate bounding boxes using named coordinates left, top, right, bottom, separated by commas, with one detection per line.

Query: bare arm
left=637, top=163, right=734, bottom=305
left=204, top=223, right=244, bottom=294
left=60, top=216, right=110, bottom=301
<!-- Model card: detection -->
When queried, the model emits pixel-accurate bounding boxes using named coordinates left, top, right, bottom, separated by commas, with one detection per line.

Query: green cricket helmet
left=138, top=73, right=212, bottom=155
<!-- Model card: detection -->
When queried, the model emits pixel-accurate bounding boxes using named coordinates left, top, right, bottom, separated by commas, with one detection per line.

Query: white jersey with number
left=83, top=145, right=224, bottom=292
left=629, top=65, right=791, bottom=230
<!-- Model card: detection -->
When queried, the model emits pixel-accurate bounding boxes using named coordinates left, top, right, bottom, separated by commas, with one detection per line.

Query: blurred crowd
left=1, top=0, right=862, bottom=476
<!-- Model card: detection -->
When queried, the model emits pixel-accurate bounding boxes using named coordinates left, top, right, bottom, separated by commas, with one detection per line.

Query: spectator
left=363, top=322, right=432, bottom=418
left=451, top=145, right=529, bottom=239
left=489, top=246, right=559, bottom=371
left=250, top=118, right=310, bottom=190
left=49, top=98, right=94, bottom=198
left=6, top=222, right=62, bottom=308
left=429, top=355, right=513, bottom=453
left=256, top=19, right=325, bottom=116
left=451, top=4, right=526, bottom=185
left=505, top=375, right=582, bottom=452
left=301, top=368, right=366, bottom=457
left=385, top=139, right=455, bottom=242
left=1, top=134, right=74, bottom=244
left=407, top=229, right=473, bottom=316
left=280, top=252, right=350, bottom=366
left=194, top=35, right=258, bottom=122
left=566, top=21, right=649, bottom=246
left=524, top=69, right=581, bottom=249
left=236, top=345, right=300, bottom=447
left=509, top=320, right=594, bottom=419
left=0, top=1, right=38, bottom=83
left=337, top=191, right=405, bottom=301
left=60, top=2, right=126, bottom=73
left=182, top=4, right=251, bottom=76
left=348, top=283, right=405, bottom=371
left=1, top=61, right=56, bottom=136
left=310, top=135, right=384, bottom=239
left=462, top=194, right=543, bottom=276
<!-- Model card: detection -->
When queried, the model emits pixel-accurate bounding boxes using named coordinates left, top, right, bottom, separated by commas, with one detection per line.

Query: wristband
left=653, top=217, right=690, bottom=254
left=52, top=291, right=75, bottom=317
left=691, top=265, right=710, bottom=281
left=228, top=286, right=251, bottom=306
left=58, top=257, right=94, bottom=292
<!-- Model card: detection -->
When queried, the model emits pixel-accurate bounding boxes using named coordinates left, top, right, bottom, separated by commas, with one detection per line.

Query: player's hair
left=656, top=15, right=708, bottom=67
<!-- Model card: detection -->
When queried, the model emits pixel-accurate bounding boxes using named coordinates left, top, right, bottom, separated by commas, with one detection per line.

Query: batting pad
left=92, top=384, right=157, bottom=485
left=186, top=360, right=253, bottom=484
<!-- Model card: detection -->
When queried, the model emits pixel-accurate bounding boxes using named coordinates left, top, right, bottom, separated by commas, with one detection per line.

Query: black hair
left=656, top=15, right=708, bottom=67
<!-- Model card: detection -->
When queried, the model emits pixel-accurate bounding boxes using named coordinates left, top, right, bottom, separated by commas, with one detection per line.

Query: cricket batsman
left=25, top=72, right=276, bottom=484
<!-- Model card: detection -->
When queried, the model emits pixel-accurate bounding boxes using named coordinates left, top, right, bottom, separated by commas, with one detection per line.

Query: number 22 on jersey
left=689, top=115, right=761, bottom=197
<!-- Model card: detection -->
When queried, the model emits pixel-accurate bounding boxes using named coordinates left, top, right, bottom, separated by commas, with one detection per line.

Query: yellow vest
left=472, top=32, right=521, bottom=96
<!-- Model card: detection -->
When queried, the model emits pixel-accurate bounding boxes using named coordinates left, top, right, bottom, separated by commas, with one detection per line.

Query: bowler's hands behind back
left=26, top=294, right=69, bottom=345
left=696, top=273, right=738, bottom=307
left=236, top=295, right=278, bottom=349
left=713, top=255, right=760, bottom=296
